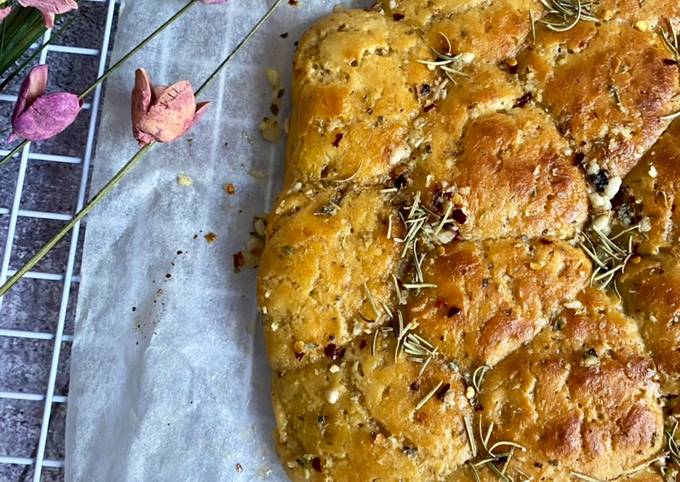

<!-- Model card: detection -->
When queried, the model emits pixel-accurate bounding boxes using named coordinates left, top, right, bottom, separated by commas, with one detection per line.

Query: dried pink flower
left=9, top=64, right=81, bottom=143
left=18, top=0, right=78, bottom=28
left=0, top=6, right=12, bottom=22
left=131, top=68, right=210, bottom=146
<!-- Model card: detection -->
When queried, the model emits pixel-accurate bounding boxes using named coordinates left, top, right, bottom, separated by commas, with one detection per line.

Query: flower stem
left=0, top=0, right=283, bottom=297
left=79, top=0, right=199, bottom=100
left=0, top=0, right=199, bottom=168
left=0, top=142, right=155, bottom=297
left=0, top=139, right=28, bottom=168
left=195, top=0, right=283, bottom=96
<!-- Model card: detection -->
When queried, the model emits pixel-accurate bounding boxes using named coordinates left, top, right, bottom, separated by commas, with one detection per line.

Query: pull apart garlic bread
left=257, top=1, right=680, bottom=480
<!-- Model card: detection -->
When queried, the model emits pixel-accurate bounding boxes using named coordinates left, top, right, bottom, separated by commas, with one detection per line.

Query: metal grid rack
left=0, top=1, right=117, bottom=480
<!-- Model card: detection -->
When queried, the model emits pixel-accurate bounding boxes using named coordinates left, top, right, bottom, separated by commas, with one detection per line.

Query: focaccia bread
left=257, top=1, right=680, bottom=480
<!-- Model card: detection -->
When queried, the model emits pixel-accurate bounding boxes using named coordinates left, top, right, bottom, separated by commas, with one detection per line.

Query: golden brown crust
left=620, top=253, right=680, bottom=394
left=273, top=334, right=472, bottom=481
left=407, top=238, right=591, bottom=371
left=618, top=119, right=680, bottom=255
left=478, top=289, right=663, bottom=481
left=519, top=22, right=680, bottom=178
left=259, top=187, right=398, bottom=371
left=258, top=2, right=680, bottom=480
left=411, top=106, right=589, bottom=240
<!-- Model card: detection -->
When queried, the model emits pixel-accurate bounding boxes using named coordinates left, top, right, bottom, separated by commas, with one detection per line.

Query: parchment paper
left=64, top=1, right=369, bottom=480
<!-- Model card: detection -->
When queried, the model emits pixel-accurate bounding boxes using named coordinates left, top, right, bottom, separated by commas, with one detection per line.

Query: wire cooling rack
left=0, top=1, right=117, bottom=481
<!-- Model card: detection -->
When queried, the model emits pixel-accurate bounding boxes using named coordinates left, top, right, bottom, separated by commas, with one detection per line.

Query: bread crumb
left=649, top=165, right=658, bottom=178
left=634, top=20, right=649, bottom=31
left=177, top=173, right=193, bottom=187
left=265, top=68, right=280, bottom=89
left=204, top=232, right=218, bottom=244
left=259, top=117, right=281, bottom=142
left=225, top=183, right=236, bottom=195
left=325, top=388, right=340, bottom=404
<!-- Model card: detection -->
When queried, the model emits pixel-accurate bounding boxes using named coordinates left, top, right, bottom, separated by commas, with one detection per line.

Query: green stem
left=79, top=0, right=198, bottom=100
left=0, top=16, right=76, bottom=93
left=0, top=142, right=155, bottom=297
left=0, top=0, right=283, bottom=298
left=0, top=139, right=28, bottom=168
left=0, top=0, right=199, bottom=168
left=195, top=0, right=283, bottom=96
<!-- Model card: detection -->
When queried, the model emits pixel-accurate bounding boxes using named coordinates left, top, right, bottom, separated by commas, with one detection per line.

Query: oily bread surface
left=258, top=1, right=680, bottom=480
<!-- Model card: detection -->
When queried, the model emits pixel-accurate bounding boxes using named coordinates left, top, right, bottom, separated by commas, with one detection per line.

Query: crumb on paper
left=235, top=463, right=244, bottom=473
left=225, top=183, right=236, bottom=195
left=204, top=232, right=218, bottom=244
left=177, top=173, right=193, bottom=187
left=233, top=216, right=267, bottom=273
left=259, top=117, right=280, bottom=142
left=265, top=68, right=280, bottom=89
left=250, top=168, right=268, bottom=180
left=233, top=251, right=245, bottom=273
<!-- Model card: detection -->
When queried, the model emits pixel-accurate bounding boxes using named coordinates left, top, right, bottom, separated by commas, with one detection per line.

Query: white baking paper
left=64, top=1, right=369, bottom=480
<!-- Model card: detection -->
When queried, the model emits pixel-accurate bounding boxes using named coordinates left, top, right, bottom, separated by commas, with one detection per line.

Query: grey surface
left=0, top=3, right=114, bottom=481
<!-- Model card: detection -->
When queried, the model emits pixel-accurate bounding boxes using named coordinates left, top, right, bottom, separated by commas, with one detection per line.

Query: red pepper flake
left=435, top=383, right=451, bottom=400
left=311, top=457, right=322, bottom=472
left=204, top=232, right=218, bottom=244
left=288, top=0, right=298, bottom=5
left=513, top=92, right=533, bottom=108
left=447, top=306, right=461, bottom=317
left=393, top=12, right=405, bottom=21
left=451, top=209, right=467, bottom=224
left=423, top=103, right=436, bottom=112
left=294, top=351, right=304, bottom=361
left=332, top=132, right=344, bottom=147
left=225, top=183, right=236, bottom=195
left=270, top=103, right=279, bottom=116
left=409, top=381, right=421, bottom=391
left=324, top=343, right=346, bottom=362
left=359, top=339, right=368, bottom=350
left=233, top=251, right=245, bottom=273
left=280, top=32, right=289, bottom=38
left=663, top=58, right=678, bottom=66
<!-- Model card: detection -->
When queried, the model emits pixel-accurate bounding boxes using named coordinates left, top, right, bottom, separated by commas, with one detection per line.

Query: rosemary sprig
left=472, top=365, right=490, bottom=393
left=579, top=224, right=640, bottom=292
left=403, top=331, right=439, bottom=377
left=417, top=32, right=470, bottom=84
left=0, top=0, right=284, bottom=297
left=538, top=0, right=599, bottom=32
left=415, top=380, right=443, bottom=411
left=666, top=421, right=680, bottom=466
left=570, top=471, right=603, bottom=482
left=363, top=282, right=381, bottom=320
left=619, top=453, right=668, bottom=477
left=660, top=19, right=679, bottom=64
left=465, top=417, right=527, bottom=481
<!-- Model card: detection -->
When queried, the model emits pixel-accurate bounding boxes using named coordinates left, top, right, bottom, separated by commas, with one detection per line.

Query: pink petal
left=137, top=80, right=199, bottom=144
left=18, top=0, right=78, bottom=27
left=12, top=64, right=48, bottom=126
left=0, top=6, right=12, bottom=22
left=12, top=92, right=81, bottom=141
left=131, top=68, right=153, bottom=141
